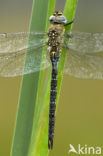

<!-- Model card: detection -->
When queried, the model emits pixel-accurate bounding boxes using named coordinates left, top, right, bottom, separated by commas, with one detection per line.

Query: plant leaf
left=10, top=0, right=56, bottom=156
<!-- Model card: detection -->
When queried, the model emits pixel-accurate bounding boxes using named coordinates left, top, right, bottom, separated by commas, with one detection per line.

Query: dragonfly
left=1, top=11, right=103, bottom=149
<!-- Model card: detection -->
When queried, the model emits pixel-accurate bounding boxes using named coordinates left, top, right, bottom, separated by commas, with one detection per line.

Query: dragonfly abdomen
left=48, top=59, right=58, bottom=149
left=48, top=64, right=57, bottom=148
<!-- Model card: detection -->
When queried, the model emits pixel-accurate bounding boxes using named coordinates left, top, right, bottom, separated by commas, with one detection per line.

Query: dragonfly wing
left=69, top=31, right=103, bottom=53
left=0, top=44, right=50, bottom=77
left=24, top=46, right=50, bottom=76
left=64, top=50, right=103, bottom=79
left=0, top=31, right=50, bottom=77
left=0, top=31, right=46, bottom=53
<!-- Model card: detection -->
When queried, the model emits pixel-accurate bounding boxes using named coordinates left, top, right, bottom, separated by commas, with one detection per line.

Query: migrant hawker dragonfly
left=1, top=11, right=103, bottom=149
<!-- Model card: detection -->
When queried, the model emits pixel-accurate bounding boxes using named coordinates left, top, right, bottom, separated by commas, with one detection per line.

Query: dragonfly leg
left=64, top=19, right=74, bottom=26
left=65, top=32, right=73, bottom=39
left=64, top=40, right=69, bottom=49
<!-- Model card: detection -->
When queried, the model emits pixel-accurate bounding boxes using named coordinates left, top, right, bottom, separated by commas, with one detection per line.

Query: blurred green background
left=0, top=0, right=103, bottom=155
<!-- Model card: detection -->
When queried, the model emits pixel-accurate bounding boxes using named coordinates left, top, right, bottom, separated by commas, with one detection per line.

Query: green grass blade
left=10, top=0, right=56, bottom=156
left=27, top=3, right=56, bottom=156
left=57, top=0, right=78, bottom=103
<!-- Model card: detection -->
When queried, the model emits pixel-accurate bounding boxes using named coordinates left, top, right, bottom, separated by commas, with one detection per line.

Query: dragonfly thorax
left=48, top=25, right=65, bottom=45
left=47, top=39, right=60, bottom=47
left=47, top=24, right=65, bottom=60
left=48, top=30, right=58, bottom=38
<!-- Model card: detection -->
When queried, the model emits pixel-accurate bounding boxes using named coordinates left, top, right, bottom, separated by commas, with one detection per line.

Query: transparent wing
left=0, top=31, right=46, bottom=53
left=64, top=50, right=103, bottom=79
left=0, top=32, right=50, bottom=77
left=69, top=31, right=103, bottom=53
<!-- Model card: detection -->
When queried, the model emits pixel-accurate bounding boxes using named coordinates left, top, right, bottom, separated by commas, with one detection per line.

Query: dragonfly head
left=49, top=11, right=67, bottom=24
